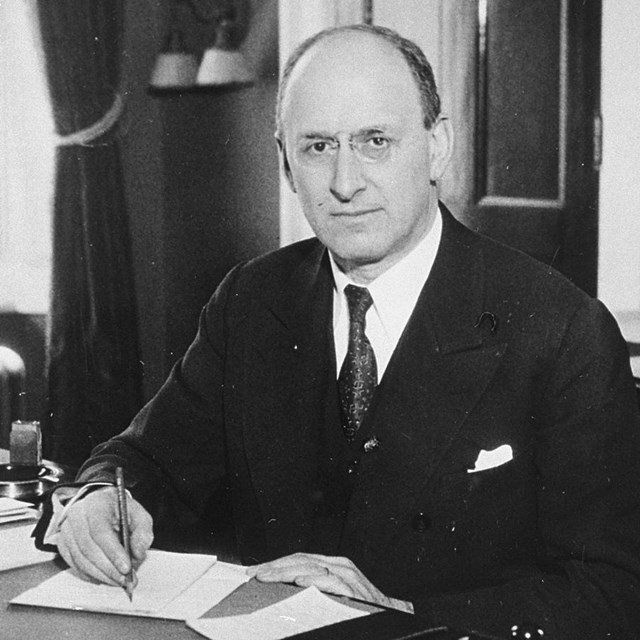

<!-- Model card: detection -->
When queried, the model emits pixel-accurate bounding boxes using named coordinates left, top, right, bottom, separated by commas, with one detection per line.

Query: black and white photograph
left=1, top=2, right=639, bottom=639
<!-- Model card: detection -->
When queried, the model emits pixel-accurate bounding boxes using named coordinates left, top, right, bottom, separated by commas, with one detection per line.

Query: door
left=376, top=0, right=602, bottom=295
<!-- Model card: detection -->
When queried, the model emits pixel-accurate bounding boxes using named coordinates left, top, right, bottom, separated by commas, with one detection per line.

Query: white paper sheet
left=0, top=522, right=55, bottom=571
left=0, top=510, right=39, bottom=525
left=0, top=497, right=35, bottom=516
left=187, top=586, right=370, bottom=640
left=11, top=549, right=250, bottom=620
left=0, top=497, right=39, bottom=525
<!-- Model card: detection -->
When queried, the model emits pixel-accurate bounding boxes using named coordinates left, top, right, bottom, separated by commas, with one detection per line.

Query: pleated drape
left=37, top=0, right=142, bottom=466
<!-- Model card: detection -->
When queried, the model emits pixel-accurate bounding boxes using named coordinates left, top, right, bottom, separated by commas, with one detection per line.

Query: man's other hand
left=246, top=552, right=413, bottom=613
left=57, top=487, right=153, bottom=587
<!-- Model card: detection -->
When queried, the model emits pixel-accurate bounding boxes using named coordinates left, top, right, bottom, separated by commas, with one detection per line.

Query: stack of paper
left=0, top=497, right=39, bottom=525
left=11, top=550, right=250, bottom=620
left=0, top=521, right=55, bottom=572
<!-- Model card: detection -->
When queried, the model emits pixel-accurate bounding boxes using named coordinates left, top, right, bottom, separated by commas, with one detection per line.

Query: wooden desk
left=0, top=529, right=376, bottom=640
left=2, top=558, right=204, bottom=640
left=1, top=556, right=348, bottom=640
left=1, top=560, right=479, bottom=640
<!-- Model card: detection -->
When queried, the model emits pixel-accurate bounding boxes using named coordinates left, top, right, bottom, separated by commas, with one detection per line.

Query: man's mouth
left=330, top=208, right=381, bottom=217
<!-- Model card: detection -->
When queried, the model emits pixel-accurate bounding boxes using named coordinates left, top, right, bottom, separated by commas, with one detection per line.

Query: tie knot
left=344, top=284, right=374, bottom=324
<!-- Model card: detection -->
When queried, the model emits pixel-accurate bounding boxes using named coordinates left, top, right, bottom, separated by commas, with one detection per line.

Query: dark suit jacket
left=72, top=207, right=640, bottom=639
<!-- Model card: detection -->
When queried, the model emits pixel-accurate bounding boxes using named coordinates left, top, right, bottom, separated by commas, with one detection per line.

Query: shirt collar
left=329, top=207, right=442, bottom=333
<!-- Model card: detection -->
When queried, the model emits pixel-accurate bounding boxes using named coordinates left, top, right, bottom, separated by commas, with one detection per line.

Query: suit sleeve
left=413, top=299, right=640, bottom=640
left=68, top=263, right=246, bottom=521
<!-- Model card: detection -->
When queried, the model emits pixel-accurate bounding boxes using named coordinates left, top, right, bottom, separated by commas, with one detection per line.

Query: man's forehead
left=288, top=31, right=406, bottom=86
left=281, top=32, right=421, bottom=134
left=285, top=93, right=410, bottom=140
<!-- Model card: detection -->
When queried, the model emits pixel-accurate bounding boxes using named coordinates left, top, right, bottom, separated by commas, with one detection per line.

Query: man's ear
left=428, top=116, right=454, bottom=182
left=275, top=136, right=297, bottom=194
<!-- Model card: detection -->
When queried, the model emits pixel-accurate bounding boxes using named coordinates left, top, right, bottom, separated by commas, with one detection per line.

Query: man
left=36, top=24, right=640, bottom=639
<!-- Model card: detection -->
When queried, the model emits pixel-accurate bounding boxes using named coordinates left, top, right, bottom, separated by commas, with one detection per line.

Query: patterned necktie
left=338, top=284, right=378, bottom=441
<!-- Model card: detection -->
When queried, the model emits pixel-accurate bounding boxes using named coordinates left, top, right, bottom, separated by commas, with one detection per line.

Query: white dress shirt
left=330, top=208, right=442, bottom=379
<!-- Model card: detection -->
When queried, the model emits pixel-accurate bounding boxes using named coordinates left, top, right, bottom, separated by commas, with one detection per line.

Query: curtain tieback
left=55, top=93, right=124, bottom=147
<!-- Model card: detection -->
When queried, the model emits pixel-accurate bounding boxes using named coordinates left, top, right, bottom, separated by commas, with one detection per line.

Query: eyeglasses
left=295, top=132, right=393, bottom=166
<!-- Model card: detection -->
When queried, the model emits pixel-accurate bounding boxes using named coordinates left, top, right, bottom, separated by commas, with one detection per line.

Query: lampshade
left=150, top=1, right=255, bottom=92
left=150, top=30, right=199, bottom=89
left=150, top=52, right=199, bottom=89
left=196, top=47, right=254, bottom=86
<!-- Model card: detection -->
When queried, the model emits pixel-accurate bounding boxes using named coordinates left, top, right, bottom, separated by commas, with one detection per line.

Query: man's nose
left=329, top=146, right=366, bottom=202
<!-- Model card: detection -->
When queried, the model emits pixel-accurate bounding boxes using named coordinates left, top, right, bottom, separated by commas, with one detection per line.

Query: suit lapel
left=341, top=209, right=507, bottom=563
left=241, top=242, right=336, bottom=554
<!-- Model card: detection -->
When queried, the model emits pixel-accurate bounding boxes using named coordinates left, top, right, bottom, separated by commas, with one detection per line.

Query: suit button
left=347, top=459, right=359, bottom=475
left=411, top=512, right=431, bottom=532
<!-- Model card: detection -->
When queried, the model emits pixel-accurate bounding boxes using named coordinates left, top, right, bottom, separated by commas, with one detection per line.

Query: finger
left=293, top=571, right=355, bottom=598
left=250, top=553, right=333, bottom=582
left=58, top=521, right=124, bottom=586
left=253, top=562, right=330, bottom=583
left=60, top=490, right=132, bottom=583
left=324, top=562, right=383, bottom=602
left=87, top=510, right=133, bottom=575
left=59, top=543, right=123, bottom=586
left=247, top=554, right=393, bottom=608
left=87, top=490, right=155, bottom=575
left=247, top=552, right=329, bottom=577
left=292, top=555, right=386, bottom=604
left=273, top=553, right=363, bottom=578
left=249, top=558, right=356, bottom=598
left=128, top=501, right=154, bottom=562
left=68, top=510, right=130, bottom=579
left=251, top=553, right=370, bottom=595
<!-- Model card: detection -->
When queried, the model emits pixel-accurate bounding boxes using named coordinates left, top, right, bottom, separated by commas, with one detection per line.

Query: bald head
left=274, top=23, right=453, bottom=283
left=275, top=24, right=441, bottom=141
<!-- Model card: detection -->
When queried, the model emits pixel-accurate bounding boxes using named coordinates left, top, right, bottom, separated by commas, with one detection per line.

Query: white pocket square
left=467, top=444, right=513, bottom=473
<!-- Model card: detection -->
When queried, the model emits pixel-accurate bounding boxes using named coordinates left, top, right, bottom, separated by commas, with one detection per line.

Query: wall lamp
left=150, top=0, right=254, bottom=91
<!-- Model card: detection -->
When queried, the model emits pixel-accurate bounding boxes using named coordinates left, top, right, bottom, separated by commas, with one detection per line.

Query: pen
left=115, top=466, right=135, bottom=601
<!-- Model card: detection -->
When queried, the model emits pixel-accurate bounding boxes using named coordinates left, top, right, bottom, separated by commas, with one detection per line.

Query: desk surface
left=1, top=561, right=476, bottom=640
left=0, top=533, right=377, bottom=640
left=2, top=559, right=208, bottom=640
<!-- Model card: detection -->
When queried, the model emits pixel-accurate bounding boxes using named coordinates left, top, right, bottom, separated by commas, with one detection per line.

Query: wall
left=121, top=0, right=167, bottom=399
left=162, top=81, right=280, bottom=366
left=598, top=0, right=640, bottom=331
left=122, top=0, right=279, bottom=386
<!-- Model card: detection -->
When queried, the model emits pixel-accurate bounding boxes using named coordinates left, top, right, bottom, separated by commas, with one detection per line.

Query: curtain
left=37, top=0, right=142, bottom=467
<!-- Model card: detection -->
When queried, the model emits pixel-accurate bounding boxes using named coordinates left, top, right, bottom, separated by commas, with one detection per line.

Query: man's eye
left=357, top=135, right=391, bottom=162
left=367, top=136, right=389, bottom=148
left=306, top=141, right=332, bottom=154
left=299, top=140, right=337, bottom=165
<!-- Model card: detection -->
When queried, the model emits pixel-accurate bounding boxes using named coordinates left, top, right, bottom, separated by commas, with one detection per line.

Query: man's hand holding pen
left=56, top=480, right=154, bottom=591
